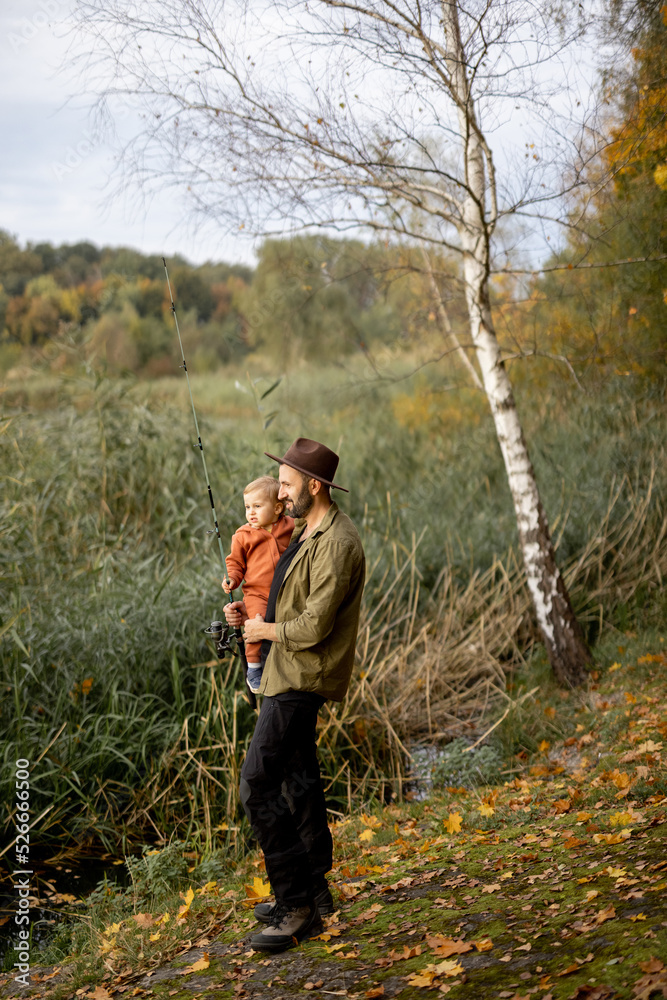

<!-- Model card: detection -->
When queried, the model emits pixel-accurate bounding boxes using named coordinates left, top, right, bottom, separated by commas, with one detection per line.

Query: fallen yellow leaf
left=444, top=812, right=463, bottom=834
left=595, top=904, right=616, bottom=925
left=435, top=959, right=465, bottom=977
left=636, top=740, right=663, bottom=753
left=609, top=812, right=632, bottom=826
left=425, top=936, right=472, bottom=958
left=181, top=952, right=210, bottom=974
left=593, top=829, right=632, bottom=845
left=244, top=877, right=271, bottom=901
left=407, top=971, right=436, bottom=987
left=478, top=803, right=495, bottom=817
left=196, top=880, right=219, bottom=895
left=359, top=828, right=375, bottom=842
left=177, top=887, right=195, bottom=919
left=473, top=938, right=493, bottom=952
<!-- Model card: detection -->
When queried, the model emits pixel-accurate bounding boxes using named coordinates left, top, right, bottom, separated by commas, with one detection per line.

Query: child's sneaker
left=246, top=667, right=262, bottom=693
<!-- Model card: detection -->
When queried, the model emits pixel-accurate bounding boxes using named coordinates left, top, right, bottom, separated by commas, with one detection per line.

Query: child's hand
left=224, top=601, right=248, bottom=627
left=222, top=577, right=236, bottom=594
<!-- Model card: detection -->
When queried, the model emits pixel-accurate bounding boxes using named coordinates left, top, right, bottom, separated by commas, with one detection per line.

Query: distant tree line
left=0, top=235, right=252, bottom=376
left=0, top=232, right=472, bottom=376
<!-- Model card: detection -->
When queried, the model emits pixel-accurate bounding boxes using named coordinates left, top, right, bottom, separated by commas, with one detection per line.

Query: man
left=223, top=437, right=365, bottom=953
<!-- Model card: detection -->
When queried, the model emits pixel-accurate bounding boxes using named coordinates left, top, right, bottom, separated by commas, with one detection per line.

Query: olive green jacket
left=260, top=502, right=365, bottom=702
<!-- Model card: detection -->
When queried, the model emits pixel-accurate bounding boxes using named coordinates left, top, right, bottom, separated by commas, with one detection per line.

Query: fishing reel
left=203, top=620, right=237, bottom=659
left=204, top=618, right=257, bottom=708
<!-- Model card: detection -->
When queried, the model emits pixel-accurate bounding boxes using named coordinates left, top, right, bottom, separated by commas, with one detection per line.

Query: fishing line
left=162, top=257, right=227, bottom=573
left=162, top=257, right=255, bottom=707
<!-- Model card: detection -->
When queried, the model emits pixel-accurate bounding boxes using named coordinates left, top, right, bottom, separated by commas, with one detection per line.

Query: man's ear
left=310, top=478, right=322, bottom=496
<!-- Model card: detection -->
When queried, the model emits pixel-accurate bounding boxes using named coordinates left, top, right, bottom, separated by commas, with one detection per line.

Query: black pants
left=240, top=691, right=333, bottom=907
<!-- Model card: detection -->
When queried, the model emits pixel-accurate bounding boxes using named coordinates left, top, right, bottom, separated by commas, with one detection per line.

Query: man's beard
left=287, top=482, right=314, bottom=519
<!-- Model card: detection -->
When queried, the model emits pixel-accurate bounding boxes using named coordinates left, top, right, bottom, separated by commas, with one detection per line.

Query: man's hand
left=224, top=600, right=248, bottom=627
left=243, top=614, right=278, bottom=644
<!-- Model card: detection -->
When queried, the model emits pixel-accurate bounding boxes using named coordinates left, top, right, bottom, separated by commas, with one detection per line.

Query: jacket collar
left=238, top=512, right=291, bottom=536
left=282, top=502, right=339, bottom=584
left=293, top=501, right=339, bottom=541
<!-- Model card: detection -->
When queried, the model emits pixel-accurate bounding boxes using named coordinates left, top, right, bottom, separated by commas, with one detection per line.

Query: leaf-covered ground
left=2, top=644, right=666, bottom=1000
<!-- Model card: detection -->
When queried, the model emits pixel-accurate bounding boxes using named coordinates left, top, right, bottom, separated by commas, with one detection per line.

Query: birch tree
left=71, top=0, right=597, bottom=685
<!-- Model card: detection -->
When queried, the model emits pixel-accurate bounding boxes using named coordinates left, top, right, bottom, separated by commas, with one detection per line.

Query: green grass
left=1, top=364, right=666, bottom=853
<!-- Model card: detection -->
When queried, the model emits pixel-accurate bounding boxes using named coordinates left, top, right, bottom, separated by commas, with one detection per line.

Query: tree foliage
left=0, top=230, right=461, bottom=376
left=497, top=2, right=667, bottom=384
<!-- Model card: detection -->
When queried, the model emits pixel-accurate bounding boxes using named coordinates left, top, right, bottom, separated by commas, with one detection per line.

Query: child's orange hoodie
left=225, top=514, right=295, bottom=602
left=225, top=515, right=295, bottom=662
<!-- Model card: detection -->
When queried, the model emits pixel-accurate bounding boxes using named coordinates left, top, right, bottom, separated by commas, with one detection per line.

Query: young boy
left=222, top=476, right=295, bottom=692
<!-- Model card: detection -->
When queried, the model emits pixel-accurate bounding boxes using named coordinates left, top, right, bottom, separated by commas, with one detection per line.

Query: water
left=405, top=737, right=507, bottom=800
left=0, top=849, right=128, bottom=967
left=406, top=744, right=443, bottom=800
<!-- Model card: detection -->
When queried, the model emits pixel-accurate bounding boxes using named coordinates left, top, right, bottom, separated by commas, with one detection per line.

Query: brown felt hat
left=265, top=437, right=349, bottom=492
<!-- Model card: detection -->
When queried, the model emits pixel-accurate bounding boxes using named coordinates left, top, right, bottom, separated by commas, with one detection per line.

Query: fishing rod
left=162, top=257, right=256, bottom=709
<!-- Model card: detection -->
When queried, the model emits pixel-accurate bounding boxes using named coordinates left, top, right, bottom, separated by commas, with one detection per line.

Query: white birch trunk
left=421, top=248, right=484, bottom=391
left=442, top=1, right=590, bottom=686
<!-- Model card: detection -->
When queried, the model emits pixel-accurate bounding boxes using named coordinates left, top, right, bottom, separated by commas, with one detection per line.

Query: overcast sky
left=0, top=0, right=254, bottom=265
left=2, top=1, right=600, bottom=272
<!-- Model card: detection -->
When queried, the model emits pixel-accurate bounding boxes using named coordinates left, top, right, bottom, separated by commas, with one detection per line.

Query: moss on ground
left=1, top=643, right=665, bottom=1000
